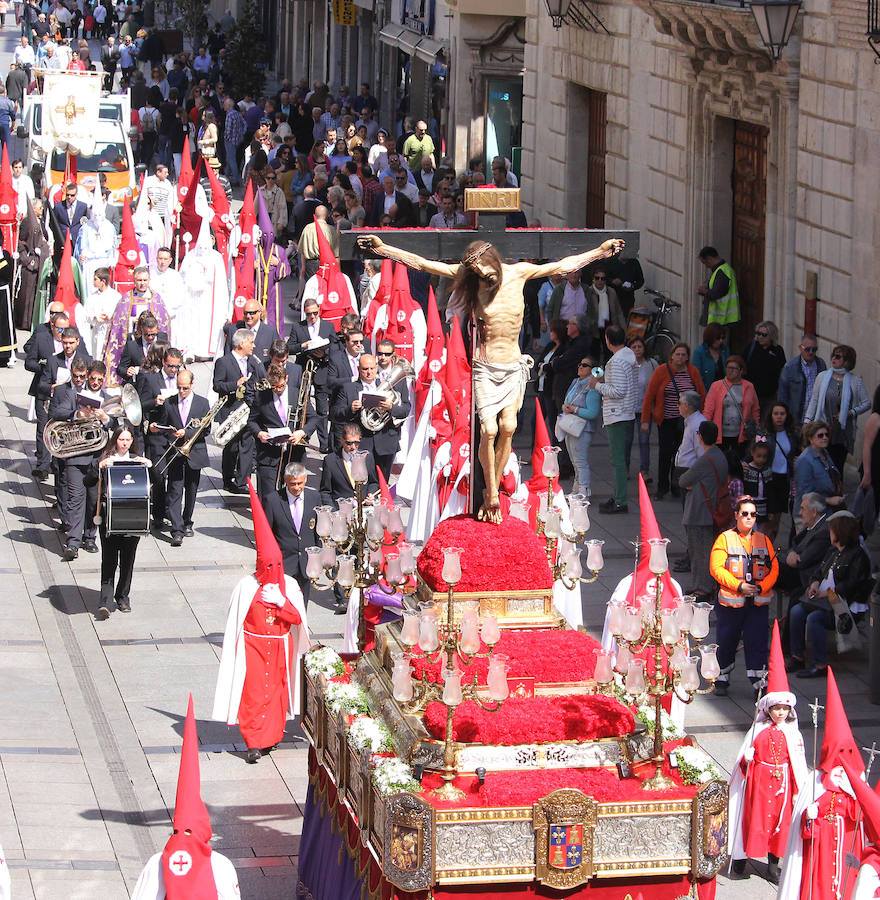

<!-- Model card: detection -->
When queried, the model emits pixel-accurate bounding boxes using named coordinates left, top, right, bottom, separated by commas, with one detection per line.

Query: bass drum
left=104, top=463, right=151, bottom=535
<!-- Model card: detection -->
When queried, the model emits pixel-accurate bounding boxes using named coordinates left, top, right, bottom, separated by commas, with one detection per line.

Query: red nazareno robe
left=800, top=788, right=863, bottom=900
left=238, top=597, right=301, bottom=749
left=741, top=725, right=795, bottom=858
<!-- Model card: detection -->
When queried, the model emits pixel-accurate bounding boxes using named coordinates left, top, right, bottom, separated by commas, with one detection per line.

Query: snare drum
left=104, top=463, right=151, bottom=535
left=626, top=307, right=653, bottom=342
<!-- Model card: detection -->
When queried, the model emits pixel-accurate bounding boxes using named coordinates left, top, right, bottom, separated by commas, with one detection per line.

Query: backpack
left=700, top=452, right=734, bottom=534
left=140, top=108, right=156, bottom=133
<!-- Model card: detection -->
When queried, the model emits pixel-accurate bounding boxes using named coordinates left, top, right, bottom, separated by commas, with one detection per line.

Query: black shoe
left=31, top=468, right=47, bottom=481
left=95, top=605, right=110, bottom=621
left=672, top=557, right=691, bottom=573
left=82, top=540, right=98, bottom=554
left=225, top=483, right=248, bottom=495
left=246, top=748, right=262, bottom=764
left=116, top=597, right=131, bottom=613
left=170, top=534, right=183, bottom=547
left=640, top=473, right=653, bottom=485
left=730, top=858, right=749, bottom=879
left=600, top=503, right=628, bottom=514
left=785, top=657, right=805, bottom=673
left=62, top=544, right=78, bottom=561
left=598, top=498, right=617, bottom=512
left=796, top=665, right=827, bottom=679
left=183, top=526, right=194, bottom=537
left=714, top=681, right=728, bottom=697
left=58, top=522, right=70, bottom=533
left=670, top=486, right=681, bottom=498
left=766, top=856, right=781, bottom=884
left=334, top=601, right=348, bottom=615
left=319, top=446, right=331, bottom=454
left=151, top=521, right=165, bottom=533
left=653, top=491, right=667, bottom=501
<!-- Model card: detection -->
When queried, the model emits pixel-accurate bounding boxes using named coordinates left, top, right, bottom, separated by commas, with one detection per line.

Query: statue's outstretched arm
left=356, top=235, right=460, bottom=279
left=524, top=238, right=626, bottom=279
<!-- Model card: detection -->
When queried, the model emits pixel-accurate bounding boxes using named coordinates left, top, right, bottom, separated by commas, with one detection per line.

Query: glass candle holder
left=487, top=655, right=510, bottom=701
left=690, top=602, right=712, bottom=640
left=622, top=608, right=643, bottom=642
left=509, top=499, right=530, bottom=523
left=565, top=552, right=583, bottom=580
left=386, top=504, right=404, bottom=535
left=384, top=553, right=402, bottom=585
left=607, top=599, right=625, bottom=636
left=400, top=610, right=420, bottom=646
left=336, top=555, right=356, bottom=588
left=350, top=449, right=369, bottom=483
left=585, top=539, right=604, bottom=571
left=320, top=541, right=337, bottom=569
left=542, top=445, right=560, bottom=478
left=681, top=656, right=700, bottom=693
left=648, top=538, right=670, bottom=575
left=305, top=546, right=324, bottom=580
left=614, top=641, right=632, bottom=674
left=442, top=668, right=463, bottom=706
left=543, top=509, right=561, bottom=539
left=571, top=499, right=590, bottom=533
left=625, top=659, right=646, bottom=696
left=480, top=615, right=501, bottom=646
left=594, top=649, right=613, bottom=684
left=699, top=643, right=721, bottom=681
left=418, top=612, right=440, bottom=653
left=441, top=546, right=463, bottom=585
left=675, top=595, right=695, bottom=632
left=391, top=654, right=414, bottom=702
left=670, top=643, right=688, bottom=672
left=660, top=610, right=681, bottom=645
left=314, top=506, right=333, bottom=539
left=330, top=510, right=349, bottom=543
left=398, top=543, right=415, bottom=575
left=366, top=512, right=384, bottom=541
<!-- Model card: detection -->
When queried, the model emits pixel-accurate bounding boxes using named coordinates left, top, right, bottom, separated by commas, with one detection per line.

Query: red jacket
left=641, top=363, right=705, bottom=425
left=703, top=377, right=759, bottom=443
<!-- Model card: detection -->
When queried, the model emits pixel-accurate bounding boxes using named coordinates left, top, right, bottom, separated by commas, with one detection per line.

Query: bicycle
left=625, top=288, right=681, bottom=362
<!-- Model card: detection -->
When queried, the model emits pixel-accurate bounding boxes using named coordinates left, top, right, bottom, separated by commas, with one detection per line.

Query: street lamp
left=749, top=0, right=802, bottom=60
left=545, top=0, right=572, bottom=28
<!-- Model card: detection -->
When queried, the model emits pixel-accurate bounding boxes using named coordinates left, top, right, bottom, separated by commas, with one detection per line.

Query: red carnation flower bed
left=423, top=694, right=634, bottom=745
left=409, top=629, right=601, bottom=685
left=417, top=515, right=553, bottom=592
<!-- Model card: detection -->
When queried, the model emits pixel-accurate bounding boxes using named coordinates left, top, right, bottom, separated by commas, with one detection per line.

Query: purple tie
left=180, top=398, right=189, bottom=422
left=276, top=394, right=286, bottom=421
left=293, top=495, right=302, bottom=531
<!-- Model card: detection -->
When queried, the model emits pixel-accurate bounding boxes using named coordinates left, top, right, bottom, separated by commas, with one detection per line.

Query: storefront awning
left=378, top=23, right=448, bottom=63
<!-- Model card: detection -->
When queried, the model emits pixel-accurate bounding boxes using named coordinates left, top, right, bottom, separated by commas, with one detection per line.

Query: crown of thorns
left=462, top=242, right=492, bottom=268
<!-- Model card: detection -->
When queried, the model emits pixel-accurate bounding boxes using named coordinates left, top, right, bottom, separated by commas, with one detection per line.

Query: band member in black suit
left=212, top=328, right=266, bottom=494
left=117, top=312, right=169, bottom=385
left=97, top=426, right=152, bottom=620
left=326, top=325, right=365, bottom=393
left=263, top=462, right=319, bottom=601
left=249, top=362, right=317, bottom=501
left=48, top=359, right=111, bottom=559
left=287, top=298, right=338, bottom=453
left=330, top=353, right=409, bottom=479
left=52, top=181, right=90, bottom=248
left=136, top=345, right=182, bottom=530
left=44, top=327, right=92, bottom=392
left=24, top=304, right=68, bottom=478
left=319, top=422, right=380, bottom=507
left=221, top=299, right=280, bottom=366
left=151, top=369, right=210, bottom=546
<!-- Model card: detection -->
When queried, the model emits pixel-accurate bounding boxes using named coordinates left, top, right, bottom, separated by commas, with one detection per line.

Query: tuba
left=360, top=357, right=415, bottom=432
left=44, top=385, right=142, bottom=458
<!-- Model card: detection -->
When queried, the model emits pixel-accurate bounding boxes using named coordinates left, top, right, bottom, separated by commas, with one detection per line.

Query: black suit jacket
left=52, top=199, right=90, bottom=247
left=212, top=352, right=267, bottom=422
left=263, top=487, right=320, bottom=581
left=287, top=318, right=338, bottom=388
left=25, top=324, right=62, bottom=396
left=327, top=349, right=362, bottom=392
left=330, top=379, right=410, bottom=457
left=221, top=320, right=279, bottom=365
left=369, top=191, right=405, bottom=227
left=792, top=515, right=831, bottom=589
left=247, top=371, right=318, bottom=468
left=117, top=333, right=170, bottom=384
left=41, top=348, right=92, bottom=398
left=292, top=197, right=321, bottom=241
left=319, top=449, right=379, bottom=506
left=136, top=369, right=177, bottom=456
left=46, top=383, right=109, bottom=465
left=156, top=393, right=211, bottom=469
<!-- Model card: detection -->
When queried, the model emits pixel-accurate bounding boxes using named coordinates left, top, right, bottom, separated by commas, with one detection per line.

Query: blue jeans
left=157, top=134, right=172, bottom=169
left=224, top=140, right=240, bottom=184
left=565, top=427, right=593, bottom=495
left=628, top=412, right=651, bottom=474
left=789, top=601, right=833, bottom=667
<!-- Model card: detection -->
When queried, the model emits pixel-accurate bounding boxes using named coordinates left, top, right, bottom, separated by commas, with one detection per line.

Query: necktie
left=180, top=398, right=189, bottom=423
left=350, top=356, right=358, bottom=377
left=276, top=393, right=286, bottom=421
left=292, top=495, right=302, bottom=531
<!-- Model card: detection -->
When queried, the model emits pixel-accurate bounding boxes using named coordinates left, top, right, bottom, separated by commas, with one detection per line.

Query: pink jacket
left=703, top=378, right=759, bottom=443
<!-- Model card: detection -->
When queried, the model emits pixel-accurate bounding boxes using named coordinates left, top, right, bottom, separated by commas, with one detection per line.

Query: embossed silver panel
left=436, top=820, right=535, bottom=870
left=594, top=814, right=691, bottom=861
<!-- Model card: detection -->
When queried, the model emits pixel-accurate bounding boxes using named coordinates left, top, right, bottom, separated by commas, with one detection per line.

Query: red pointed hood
left=430, top=371, right=457, bottom=449
left=313, top=216, right=352, bottom=329
left=527, top=397, right=557, bottom=494
left=434, top=374, right=470, bottom=509
left=819, top=667, right=864, bottom=777
left=63, top=151, right=77, bottom=189
left=760, top=620, right=795, bottom=710
left=204, top=159, right=231, bottom=228
left=841, top=757, right=880, bottom=845
left=248, top=478, right=286, bottom=593
left=314, top=214, right=336, bottom=271
left=0, top=145, right=17, bottom=225
left=444, top=316, right=470, bottom=405
left=237, top=181, right=257, bottom=249
left=55, top=233, right=80, bottom=326
left=376, top=466, right=394, bottom=508
left=176, top=136, right=193, bottom=206
left=178, top=157, right=204, bottom=253
left=365, top=258, right=393, bottom=340
left=160, top=695, right=217, bottom=898
left=415, top=285, right=446, bottom=417
left=232, top=183, right=257, bottom=316
left=116, top=200, right=140, bottom=268
left=377, top=262, right=418, bottom=362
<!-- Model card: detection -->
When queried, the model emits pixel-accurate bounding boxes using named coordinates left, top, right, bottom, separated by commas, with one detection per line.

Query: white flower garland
left=305, top=645, right=345, bottom=679
left=635, top=704, right=685, bottom=740
left=674, top=745, right=722, bottom=784
left=324, top=681, right=370, bottom=716
left=371, top=755, right=420, bottom=797
left=348, top=716, right=392, bottom=753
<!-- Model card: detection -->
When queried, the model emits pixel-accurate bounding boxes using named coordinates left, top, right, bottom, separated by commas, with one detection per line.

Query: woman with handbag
left=803, top=343, right=870, bottom=473
left=702, top=355, right=759, bottom=459
left=558, top=357, right=601, bottom=497
left=763, top=402, right=798, bottom=541
left=788, top=511, right=870, bottom=678
left=640, top=342, right=704, bottom=501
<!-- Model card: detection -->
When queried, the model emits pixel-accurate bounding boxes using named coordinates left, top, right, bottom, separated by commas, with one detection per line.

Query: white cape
left=211, top=575, right=311, bottom=726
left=854, top=863, right=880, bottom=900
left=398, top=380, right=440, bottom=545
left=727, top=717, right=809, bottom=859
left=130, top=850, right=240, bottom=899
left=179, top=246, right=230, bottom=359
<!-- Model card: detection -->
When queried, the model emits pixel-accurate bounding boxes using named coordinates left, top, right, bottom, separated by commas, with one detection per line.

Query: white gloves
left=261, top=583, right=286, bottom=608
left=744, top=747, right=755, bottom=763
left=806, top=802, right=819, bottom=821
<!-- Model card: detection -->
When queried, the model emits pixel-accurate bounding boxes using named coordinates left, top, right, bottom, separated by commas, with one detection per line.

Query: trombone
left=275, top=359, right=314, bottom=491
left=153, top=395, right=229, bottom=474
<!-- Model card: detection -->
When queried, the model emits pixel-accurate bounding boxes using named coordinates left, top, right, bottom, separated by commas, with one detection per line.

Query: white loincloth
left=472, top=355, right=533, bottom=425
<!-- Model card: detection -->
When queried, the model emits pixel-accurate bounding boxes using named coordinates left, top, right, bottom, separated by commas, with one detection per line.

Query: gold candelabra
left=305, top=454, right=417, bottom=652
left=390, top=547, right=510, bottom=801
left=597, top=538, right=719, bottom=790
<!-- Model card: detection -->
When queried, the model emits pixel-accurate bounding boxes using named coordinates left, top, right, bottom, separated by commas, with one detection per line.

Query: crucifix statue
left=356, top=232, right=626, bottom=523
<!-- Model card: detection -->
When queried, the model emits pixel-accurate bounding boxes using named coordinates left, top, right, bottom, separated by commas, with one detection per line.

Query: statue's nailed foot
left=477, top=490, right=503, bottom=525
